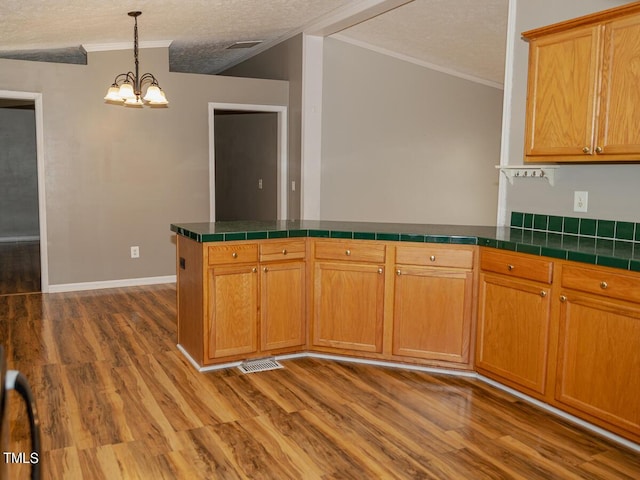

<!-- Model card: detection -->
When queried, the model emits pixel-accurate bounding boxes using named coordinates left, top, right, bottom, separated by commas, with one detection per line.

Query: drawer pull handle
left=378, top=268, right=383, bottom=274
left=232, top=252, right=238, bottom=259
left=429, top=255, right=436, bottom=262
left=282, top=249, right=287, bottom=255
left=600, top=281, right=608, bottom=289
left=396, top=269, right=402, bottom=276
left=507, top=264, right=514, bottom=271
left=560, top=295, right=567, bottom=303
left=345, top=249, right=351, bottom=256
left=263, top=267, right=269, bottom=273
left=540, top=291, right=547, bottom=298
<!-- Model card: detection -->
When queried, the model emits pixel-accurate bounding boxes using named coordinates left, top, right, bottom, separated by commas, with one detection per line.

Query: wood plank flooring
left=2, top=284, right=639, bottom=479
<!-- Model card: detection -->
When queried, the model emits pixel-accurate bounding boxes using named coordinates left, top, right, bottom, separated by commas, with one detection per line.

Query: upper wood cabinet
left=523, top=3, right=640, bottom=162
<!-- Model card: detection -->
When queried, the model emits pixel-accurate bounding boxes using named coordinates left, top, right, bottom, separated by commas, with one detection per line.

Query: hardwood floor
left=3, top=284, right=639, bottom=479
left=0, top=240, right=41, bottom=295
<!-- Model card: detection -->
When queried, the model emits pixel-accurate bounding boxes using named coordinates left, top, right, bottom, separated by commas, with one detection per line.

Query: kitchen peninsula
left=171, top=217, right=640, bottom=444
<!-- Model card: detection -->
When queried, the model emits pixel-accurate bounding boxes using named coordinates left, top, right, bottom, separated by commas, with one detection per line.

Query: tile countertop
left=170, top=220, right=640, bottom=273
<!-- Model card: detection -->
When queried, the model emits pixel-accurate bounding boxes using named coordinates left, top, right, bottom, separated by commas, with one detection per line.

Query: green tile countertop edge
left=171, top=221, right=640, bottom=273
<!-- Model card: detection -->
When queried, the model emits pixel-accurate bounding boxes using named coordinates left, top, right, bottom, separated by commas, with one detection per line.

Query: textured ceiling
left=0, top=0, right=508, bottom=85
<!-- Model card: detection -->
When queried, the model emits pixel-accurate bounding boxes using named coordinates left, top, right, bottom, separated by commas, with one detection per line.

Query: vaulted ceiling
left=0, top=0, right=508, bottom=87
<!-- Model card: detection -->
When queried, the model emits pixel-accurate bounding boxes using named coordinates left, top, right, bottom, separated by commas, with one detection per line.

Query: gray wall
left=0, top=48, right=288, bottom=285
left=221, top=34, right=303, bottom=219
left=505, top=0, right=639, bottom=222
left=0, top=107, right=39, bottom=239
left=319, top=38, right=504, bottom=225
left=214, top=112, right=278, bottom=221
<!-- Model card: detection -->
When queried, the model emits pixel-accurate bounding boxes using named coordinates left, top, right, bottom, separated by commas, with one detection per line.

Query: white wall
left=320, top=38, right=504, bottom=225
left=0, top=49, right=288, bottom=286
left=504, top=0, right=639, bottom=223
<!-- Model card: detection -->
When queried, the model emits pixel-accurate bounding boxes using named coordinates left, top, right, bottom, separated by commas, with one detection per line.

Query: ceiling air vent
left=226, top=40, right=263, bottom=49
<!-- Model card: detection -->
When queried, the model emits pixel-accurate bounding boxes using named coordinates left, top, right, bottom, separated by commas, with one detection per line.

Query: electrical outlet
left=258, top=178, right=263, bottom=190
left=130, top=246, right=140, bottom=258
left=574, top=191, right=588, bottom=212
left=291, top=180, right=296, bottom=192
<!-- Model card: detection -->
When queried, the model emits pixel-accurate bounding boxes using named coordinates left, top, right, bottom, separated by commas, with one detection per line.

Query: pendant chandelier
left=103, top=11, right=169, bottom=107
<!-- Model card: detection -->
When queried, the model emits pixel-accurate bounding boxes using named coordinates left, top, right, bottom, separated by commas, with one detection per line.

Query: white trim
left=208, top=102, right=288, bottom=221
left=332, top=34, right=504, bottom=90
left=300, top=35, right=324, bottom=220
left=0, top=235, right=40, bottom=243
left=0, top=90, right=49, bottom=292
left=82, top=40, right=172, bottom=52
left=497, top=0, right=519, bottom=227
left=179, top=347, right=639, bottom=452
left=48, top=275, right=176, bottom=293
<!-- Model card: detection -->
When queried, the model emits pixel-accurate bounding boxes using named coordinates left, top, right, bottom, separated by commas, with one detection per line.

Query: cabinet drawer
left=481, top=249, right=553, bottom=284
left=396, top=244, right=473, bottom=269
left=561, top=264, right=640, bottom=303
left=208, top=243, right=258, bottom=265
left=314, top=240, right=385, bottom=263
left=260, top=239, right=306, bottom=262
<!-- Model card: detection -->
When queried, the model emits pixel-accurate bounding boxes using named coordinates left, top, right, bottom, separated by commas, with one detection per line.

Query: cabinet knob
left=345, top=249, right=351, bottom=256
left=582, top=146, right=590, bottom=154
left=263, top=267, right=269, bottom=273
left=252, top=267, right=257, bottom=273
left=507, top=264, right=514, bottom=271
left=396, top=269, right=402, bottom=276
left=540, top=291, right=547, bottom=298
left=600, top=281, right=608, bottom=289
left=282, top=249, right=287, bottom=255
left=595, top=146, right=603, bottom=154
left=232, top=252, right=238, bottom=259
left=429, top=255, right=436, bottom=262
left=378, top=268, right=383, bottom=274
left=560, top=295, right=567, bottom=303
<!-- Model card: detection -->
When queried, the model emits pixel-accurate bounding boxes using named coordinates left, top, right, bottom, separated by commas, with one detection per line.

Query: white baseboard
left=0, top=235, right=40, bottom=243
left=48, top=275, right=176, bottom=293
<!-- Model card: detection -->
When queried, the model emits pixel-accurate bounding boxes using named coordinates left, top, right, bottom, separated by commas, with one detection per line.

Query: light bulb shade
left=124, top=96, right=144, bottom=107
left=104, top=86, right=124, bottom=102
left=118, top=83, right=136, bottom=100
left=150, top=89, right=169, bottom=105
left=143, top=85, right=165, bottom=103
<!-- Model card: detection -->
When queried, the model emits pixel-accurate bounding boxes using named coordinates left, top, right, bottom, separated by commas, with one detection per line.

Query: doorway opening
left=208, top=103, right=288, bottom=221
left=0, top=91, right=48, bottom=294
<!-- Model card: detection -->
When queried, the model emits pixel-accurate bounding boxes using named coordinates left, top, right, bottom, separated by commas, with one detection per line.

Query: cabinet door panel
left=207, top=265, right=258, bottom=359
left=313, top=262, right=384, bottom=352
left=598, top=15, right=640, bottom=155
left=476, top=273, right=551, bottom=394
left=261, top=262, right=306, bottom=350
left=556, top=292, right=640, bottom=435
left=393, top=267, right=472, bottom=363
left=525, top=26, right=600, bottom=158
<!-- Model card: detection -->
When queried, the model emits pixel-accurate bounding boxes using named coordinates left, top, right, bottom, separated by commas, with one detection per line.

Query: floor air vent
left=238, top=358, right=283, bottom=374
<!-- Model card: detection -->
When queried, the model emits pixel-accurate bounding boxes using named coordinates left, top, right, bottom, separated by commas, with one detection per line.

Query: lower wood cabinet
left=312, top=261, right=385, bottom=353
left=261, top=261, right=306, bottom=351
left=177, top=237, right=306, bottom=366
left=207, top=264, right=258, bottom=359
left=476, top=273, right=552, bottom=396
left=476, top=249, right=553, bottom=398
left=555, top=264, right=640, bottom=442
left=392, top=245, right=475, bottom=366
